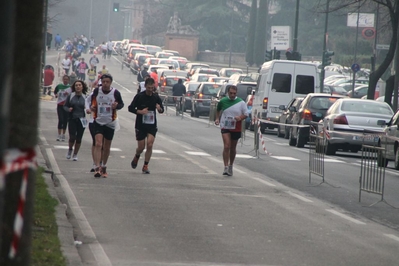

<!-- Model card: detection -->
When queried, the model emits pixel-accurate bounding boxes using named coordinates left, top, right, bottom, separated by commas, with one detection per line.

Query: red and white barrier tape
left=0, top=148, right=37, bottom=259
left=257, top=120, right=272, bottom=155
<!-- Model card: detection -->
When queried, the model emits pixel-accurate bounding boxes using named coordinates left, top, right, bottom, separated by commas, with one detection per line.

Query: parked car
left=155, top=52, right=173, bottom=59
left=144, top=45, right=162, bottom=55
left=378, top=108, right=399, bottom=168
left=347, top=85, right=368, bottom=98
left=192, top=68, right=220, bottom=77
left=322, top=98, right=393, bottom=155
left=277, top=97, right=304, bottom=138
left=191, top=83, right=223, bottom=118
left=157, top=69, right=187, bottom=87
left=163, top=49, right=180, bottom=56
left=124, top=47, right=146, bottom=65
left=158, top=59, right=180, bottom=70
left=190, top=73, right=217, bottom=82
left=289, top=93, right=346, bottom=148
left=186, top=62, right=210, bottom=76
left=229, top=72, right=258, bottom=83
left=183, top=81, right=201, bottom=112
left=169, top=56, right=189, bottom=70
left=209, top=76, right=230, bottom=83
left=130, top=53, right=154, bottom=74
left=159, top=76, right=189, bottom=104
left=219, top=68, right=243, bottom=77
left=323, top=85, right=348, bottom=96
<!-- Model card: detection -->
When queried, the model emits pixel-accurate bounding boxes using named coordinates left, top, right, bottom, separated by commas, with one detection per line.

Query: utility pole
left=0, top=0, right=15, bottom=255
left=320, top=0, right=330, bottom=93
left=293, top=0, right=300, bottom=53
left=1, top=0, right=44, bottom=264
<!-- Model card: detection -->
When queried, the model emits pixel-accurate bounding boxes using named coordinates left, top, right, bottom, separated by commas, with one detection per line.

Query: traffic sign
left=351, top=63, right=361, bottom=73
left=376, top=44, right=389, bottom=50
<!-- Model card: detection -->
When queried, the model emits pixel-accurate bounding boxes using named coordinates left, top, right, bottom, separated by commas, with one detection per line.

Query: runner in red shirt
left=43, top=66, right=55, bottom=95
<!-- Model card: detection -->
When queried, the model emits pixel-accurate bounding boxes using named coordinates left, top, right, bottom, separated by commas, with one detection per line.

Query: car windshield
left=202, top=84, right=222, bottom=95
left=341, top=101, right=393, bottom=115
left=165, top=77, right=182, bottom=86
left=310, top=97, right=339, bottom=110
left=188, top=84, right=199, bottom=91
left=198, top=76, right=213, bottom=82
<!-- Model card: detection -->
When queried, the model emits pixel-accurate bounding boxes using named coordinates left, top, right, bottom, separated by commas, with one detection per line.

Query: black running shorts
left=135, top=127, right=157, bottom=141
left=221, top=129, right=241, bottom=141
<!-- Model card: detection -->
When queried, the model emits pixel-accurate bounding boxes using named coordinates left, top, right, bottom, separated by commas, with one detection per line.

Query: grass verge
left=31, top=167, right=66, bottom=266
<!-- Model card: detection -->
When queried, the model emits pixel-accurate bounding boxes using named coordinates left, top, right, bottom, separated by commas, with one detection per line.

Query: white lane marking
left=45, top=148, right=112, bottom=265
left=324, top=159, right=345, bottom=163
left=150, top=157, right=171, bottom=160
left=271, top=156, right=300, bottom=161
left=275, top=143, right=288, bottom=146
left=250, top=176, right=276, bottom=187
left=163, top=137, right=193, bottom=150
left=113, top=80, right=132, bottom=93
left=286, top=191, right=313, bottom=203
left=143, top=149, right=166, bottom=154
left=182, top=154, right=217, bottom=174
left=326, top=209, right=366, bottom=225
left=185, top=151, right=211, bottom=156
left=233, top=167, right=246, bottom=174
left=236, top=154, right=255, bottom=159
left=384, top=234, right=399, bottom=242
left=54, top=145, right=121, bottom=152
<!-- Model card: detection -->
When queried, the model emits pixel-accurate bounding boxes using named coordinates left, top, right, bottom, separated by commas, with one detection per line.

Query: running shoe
left=72, top=154, right=78, bottom=161
left=56, top=135, right=61, bottom=141
left=61, top=135, right=66, bottom=141
left=101, top=167, right=108, bottom=178
left=90, top=164, right=96, bottom=172
left=228, top=165, right=233, bottom=176
left=66, top=149, right=72, bottom=159
left=94, top=167, right=102, bottom=178
left=222, top=166, right=229, bottom=176
left=131, top=156, right=139, bottom=169
left=142, top=164, right=150, bottom=174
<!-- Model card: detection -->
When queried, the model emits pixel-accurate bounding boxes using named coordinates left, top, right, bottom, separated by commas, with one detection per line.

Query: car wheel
left=377, top=153, right=388, bottom=167
left=194, top=107, right=199, bottom=118
left=295, top=129, right=305, bottom=148
left=394, top=148, right=399, bottom=170
left=190, top=106, right=194, bottom=117
left=325, top=141, right=336, bottom=155
left=288, top=128, right=296, bottom=146
left=277, top=125, right=284, bottom=138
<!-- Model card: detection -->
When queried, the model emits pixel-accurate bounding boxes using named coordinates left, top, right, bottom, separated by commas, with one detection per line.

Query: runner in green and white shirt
left=215, top=85, right=248, bottom=176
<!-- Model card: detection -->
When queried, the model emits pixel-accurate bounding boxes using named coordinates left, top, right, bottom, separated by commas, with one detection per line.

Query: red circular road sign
left=362, top=28, right=375, bottom=39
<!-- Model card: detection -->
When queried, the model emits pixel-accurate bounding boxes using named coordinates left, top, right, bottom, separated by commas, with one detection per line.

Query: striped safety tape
left=0, top=148, right=37, bottom=259
left=257, top=119, right=272, bottom=155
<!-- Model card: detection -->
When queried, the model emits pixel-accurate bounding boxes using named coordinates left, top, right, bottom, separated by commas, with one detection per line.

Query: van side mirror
left=251, top=90, right=255, bottom=95
left=289, top=106, right=297, bottom=112
left=279, top=105, right=285, bottom=110
left=247, top=87, right=253, bottom=95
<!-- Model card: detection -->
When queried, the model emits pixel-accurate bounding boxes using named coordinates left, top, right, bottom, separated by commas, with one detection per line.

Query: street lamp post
left=229, top=13, right=233, bottom=67
left=320, top=0, right=330, bottom=93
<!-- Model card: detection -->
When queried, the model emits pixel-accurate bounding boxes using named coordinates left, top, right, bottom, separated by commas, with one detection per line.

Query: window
left=272, top=73, right=291, bottom=93
left=295, top=75, right=314, bottom=94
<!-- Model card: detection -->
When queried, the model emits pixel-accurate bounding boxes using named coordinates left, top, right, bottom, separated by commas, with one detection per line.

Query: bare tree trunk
left=1, top=0, right=44, bottom=265
left=367, top=1, right=399, bottom=100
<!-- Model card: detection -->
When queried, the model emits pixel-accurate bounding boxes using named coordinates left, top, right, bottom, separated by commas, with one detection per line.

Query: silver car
left=378, top=109, right=399, bottom=169
left=322, top=98, right=393, bottom=155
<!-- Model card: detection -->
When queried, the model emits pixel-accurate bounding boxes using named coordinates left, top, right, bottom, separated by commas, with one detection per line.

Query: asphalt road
left=39, top=51, right=399, bottom=266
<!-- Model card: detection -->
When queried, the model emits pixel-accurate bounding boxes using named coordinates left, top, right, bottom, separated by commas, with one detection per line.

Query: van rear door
left=293, top=64, right=316, bottom=96
left=268, top=62, right=295, bottom=115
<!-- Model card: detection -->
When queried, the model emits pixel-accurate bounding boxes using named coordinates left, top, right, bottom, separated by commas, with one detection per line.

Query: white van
left=252, top=60, right=319, bottom=133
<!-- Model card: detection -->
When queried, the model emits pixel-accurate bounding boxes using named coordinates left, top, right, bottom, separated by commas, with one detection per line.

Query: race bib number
left=80, top=117, right=88, bottom=128
left=99, top=106, right=111, bottom=115
left=224, top=117, right=236, bottom=129
left=143, top=111, right=155, bottom=124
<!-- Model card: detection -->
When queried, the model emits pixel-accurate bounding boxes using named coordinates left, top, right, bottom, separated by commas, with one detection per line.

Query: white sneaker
left=72, top=154, right=78, bottom=161
left=228, top=165, right=233, bottom=176
left=223, top=166, right=229, bottom=176
left=66, top=149, right=72, bottom=159
left=61, top=135, right=66, bottom=141
left=56, top=135, right=61, bottom=141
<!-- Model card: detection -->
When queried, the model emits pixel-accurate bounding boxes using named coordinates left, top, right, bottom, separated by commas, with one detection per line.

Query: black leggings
left=57, top=105, right=69, bottom=130
left=68, top=118, right=85, bottom=143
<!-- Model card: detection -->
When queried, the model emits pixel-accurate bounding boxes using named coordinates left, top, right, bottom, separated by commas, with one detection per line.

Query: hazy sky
left=49, top=0, right=124, bottom=43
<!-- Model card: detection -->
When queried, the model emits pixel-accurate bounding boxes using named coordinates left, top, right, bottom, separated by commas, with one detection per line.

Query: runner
left=87, top=66, right=97, bottom=88
left=89, top=74, right=124, bottom=178
left=61, top=55, right=71, bottom=75
left=54, top=75, right=72, bottom=141
left=214, top=85, right=248, bottom=176
left=128, top=78, right=164, bottom=174
left=64, top=80, right=89, bottom=160
left=89, top=54, right=99, bottom=72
